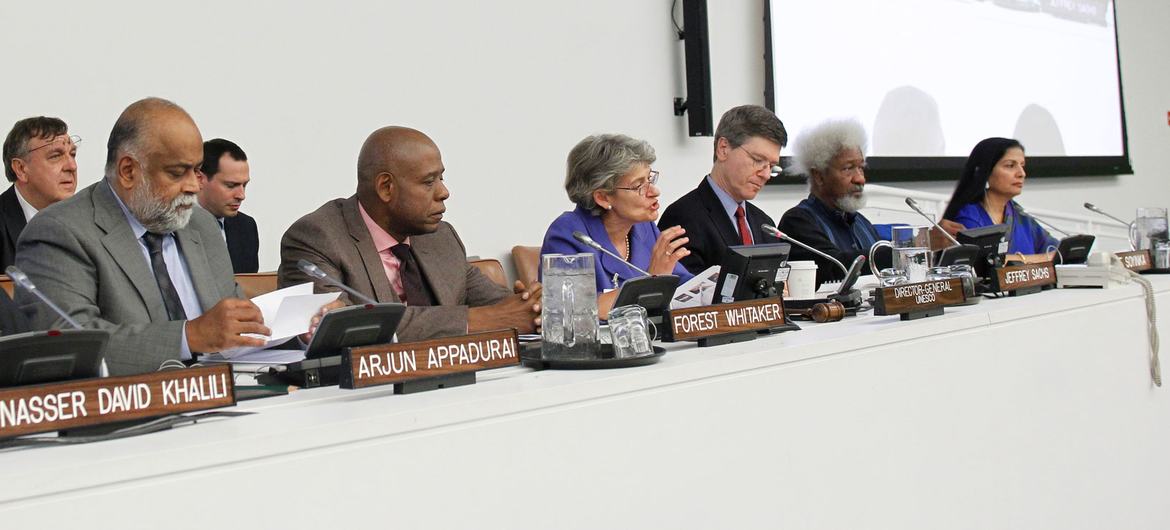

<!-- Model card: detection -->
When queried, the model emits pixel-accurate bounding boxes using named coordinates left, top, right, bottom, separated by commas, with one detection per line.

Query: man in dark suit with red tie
left=196, top=138, right=259, bottom=273
left=658, top=105, right=787, bottom=274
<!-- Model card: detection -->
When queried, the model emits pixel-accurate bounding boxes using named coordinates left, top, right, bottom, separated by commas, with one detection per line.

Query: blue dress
left=541, top=206, right=694, bottom=292
left=953, top=201, right=1059, bottom=255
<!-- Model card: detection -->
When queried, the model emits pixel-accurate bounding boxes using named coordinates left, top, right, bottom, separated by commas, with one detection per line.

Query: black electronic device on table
left=935, top=244, right=981, bottom=268
left=1055, top=234, right=1096, bottom=265
left=956, top=224, right=1010, bottom=279
left=611, top=275, right=680, bottom=325
left=262, top=303, right=406, bottom=388
left=0, top=329, right=108, bottom=388
left=713, top=243, right=792, bottom=303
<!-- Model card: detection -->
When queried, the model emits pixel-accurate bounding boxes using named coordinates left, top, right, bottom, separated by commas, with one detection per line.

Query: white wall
left=1, top=1, right=1164, bottom=271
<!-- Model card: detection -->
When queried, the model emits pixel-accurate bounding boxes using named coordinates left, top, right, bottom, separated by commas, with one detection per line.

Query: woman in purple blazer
left=541, top=134, right=693, bottom=318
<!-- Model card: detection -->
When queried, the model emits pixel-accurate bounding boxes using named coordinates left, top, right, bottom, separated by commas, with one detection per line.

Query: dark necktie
left=735, top=205, right=754, bottom=246
left=141, top=232, right=188, bottom=321
left=390, top=243, right=435, bottom=306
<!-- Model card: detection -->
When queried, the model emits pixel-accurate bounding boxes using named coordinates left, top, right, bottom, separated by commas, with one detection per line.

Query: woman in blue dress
left=541, top=134, right=693, bottom=318
left=942, top=137, right=1057, bottom=262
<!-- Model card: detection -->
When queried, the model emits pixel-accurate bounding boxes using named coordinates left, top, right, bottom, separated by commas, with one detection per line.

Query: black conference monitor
left=1056, top=234, right=1096, bottom=264
left=613, top=275, right=681, bottom=320
left=956, top=224, right=1010, bottom=278
left=935, top=244, right=981, bottom=268
left=713, top=243, right=792, bottom=304
left=305, top=303, right=406, bottom=360
left=0, top=329, right=107, bottom=388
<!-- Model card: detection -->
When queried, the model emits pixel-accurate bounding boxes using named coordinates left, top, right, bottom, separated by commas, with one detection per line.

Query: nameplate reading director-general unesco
left=661, top=297, right=787, bottom=342
left=0, top=364, right=235, bottom=439
left=339, top=329, right=519, bottom=389
left=993, top=261, right=1057, bottom=292
left=873, top=278, right=965, bottom=317
left=1117, top=250, right=1153, bottom=272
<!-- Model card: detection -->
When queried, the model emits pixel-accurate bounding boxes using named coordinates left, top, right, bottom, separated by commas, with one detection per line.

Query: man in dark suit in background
left=658, top=105, right=787, bottom=273
left=196, top=138, right=259, bottom=273
left=0, top=117, right=79, bottom=269
left=279, top=126, right=541, bottom=343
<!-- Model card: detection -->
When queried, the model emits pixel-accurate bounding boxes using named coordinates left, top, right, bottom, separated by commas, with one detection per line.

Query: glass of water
left=541, top=253, right=599, bottom=360
left=607, top=304, right=654, bottom=358
left=891, top=225, right=933, bottom=282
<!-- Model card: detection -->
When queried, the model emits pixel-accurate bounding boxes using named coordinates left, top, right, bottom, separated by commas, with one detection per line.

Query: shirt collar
left=107, top=181, right=151, bottom=240
left=12, top=186, right=39, bottom=223
left=705, top=174, right=744, bottom=220
left=358, top=201, right=406, bottom=252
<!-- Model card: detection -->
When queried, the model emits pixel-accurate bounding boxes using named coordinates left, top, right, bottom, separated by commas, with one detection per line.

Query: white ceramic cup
left=786, top=260, right=818, bottom=299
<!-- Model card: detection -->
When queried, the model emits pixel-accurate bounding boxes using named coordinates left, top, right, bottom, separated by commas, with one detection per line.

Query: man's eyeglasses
left=736, top=145, right=782, bottom=177
left=21, top=134, right=82, bottom=156
left=613, top=170, right=660, bottom=197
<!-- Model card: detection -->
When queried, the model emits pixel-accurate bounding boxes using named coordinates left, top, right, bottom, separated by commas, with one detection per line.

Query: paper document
left=670, top=266, right=720, bottom=309
left=217, top=283, right=340, bottom=358
left=202, top=349, right=307, bottom=365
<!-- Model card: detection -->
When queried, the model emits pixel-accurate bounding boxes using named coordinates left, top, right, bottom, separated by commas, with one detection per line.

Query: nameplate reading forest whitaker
left=1117, top=250, right=1153, bottom=272
left=0, top=364, right=235, bottom=439
left=873, top=278, right=965, bottom=316
left=662, top=297, right=787, bottom=342
left=339, top=329, right=519, bottom=389
left=994, top=261, right=1057, bottom=291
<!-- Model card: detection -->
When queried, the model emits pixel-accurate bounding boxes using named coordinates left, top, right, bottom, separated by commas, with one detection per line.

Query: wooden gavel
left=784, top=300, right=846, bottom=323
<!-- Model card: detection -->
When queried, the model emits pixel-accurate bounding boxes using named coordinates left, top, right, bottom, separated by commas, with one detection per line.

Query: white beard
left=836, top=190, right=867, bottom=213
left=128, top=175, right=197, bottom=233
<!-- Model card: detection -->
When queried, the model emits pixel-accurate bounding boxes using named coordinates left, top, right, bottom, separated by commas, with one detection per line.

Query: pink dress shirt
left=358, top=202, right=408, bottom=301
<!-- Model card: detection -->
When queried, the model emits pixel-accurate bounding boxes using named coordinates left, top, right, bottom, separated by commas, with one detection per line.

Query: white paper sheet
left=670, top=265, right=720, bottom=309
left=216, top=283, right=340, bottom=358
left=201, top=349, right=307, bottom=365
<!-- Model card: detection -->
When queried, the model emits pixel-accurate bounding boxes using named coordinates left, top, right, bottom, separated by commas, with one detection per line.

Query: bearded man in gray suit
left=15, top=98, right=271, bottom=375
left=279, top=126, right=541, bottom=342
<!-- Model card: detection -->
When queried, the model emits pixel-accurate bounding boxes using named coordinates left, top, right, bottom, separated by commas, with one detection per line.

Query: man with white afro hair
left=778, top=118, right=881, bottom=286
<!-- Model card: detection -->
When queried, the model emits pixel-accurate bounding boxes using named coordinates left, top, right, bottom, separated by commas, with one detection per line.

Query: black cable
left=0, top=410, right=254, bottom=449
left=671, top=0, right=685, bottom=39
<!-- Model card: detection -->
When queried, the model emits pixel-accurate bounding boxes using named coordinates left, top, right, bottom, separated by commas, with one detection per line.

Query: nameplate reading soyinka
left=662, top=297, right=787, bottom=342
left=873, top=278, right=965, bottom=316
left=995, top=262, right=1057, bottom=291
left=339, top=329, right=519, bottom=389
left=1117, top=250, right=1153, bottom=272
left=0, top=364, right=235, bottom=439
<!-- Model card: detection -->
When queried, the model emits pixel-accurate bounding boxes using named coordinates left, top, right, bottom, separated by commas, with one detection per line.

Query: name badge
left=0, top=364, right=235, bottom=439
left=1117, top=250, right=1153, bottom=272
left=661, top=297, right=787, bottom=342
left=873, top=278, right=965, bottom=317
left=994, top=261, right=1057, bottom=291
left=340, top=329, right=519, bottom=389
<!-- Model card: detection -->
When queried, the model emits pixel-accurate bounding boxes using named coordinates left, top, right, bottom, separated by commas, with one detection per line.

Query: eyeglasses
left=21, top=134, right=82, bottom=156
left=736, top=145, right=782, bottom=177
left=613, top=170, right=660, bottom=197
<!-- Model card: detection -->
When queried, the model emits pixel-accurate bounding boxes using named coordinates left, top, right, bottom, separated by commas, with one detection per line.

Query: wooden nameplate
left=990, top=261, right=1057, bottom=295
left=661, top=296, right=794, bottom=347
left=339, top=329, right=519, bottom=392
left=0, top=364, right=235, bottom=439
left=873, top=278, right=965, bottom=321
left=1117, top=250, right=1153, bottom=272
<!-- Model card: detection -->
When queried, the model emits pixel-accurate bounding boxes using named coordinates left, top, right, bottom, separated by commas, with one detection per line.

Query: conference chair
left=511, top=245, right=540, bottom=287
left=235, top=272, right=279, bottom=298
left=469, top=258, right=508, bottom=288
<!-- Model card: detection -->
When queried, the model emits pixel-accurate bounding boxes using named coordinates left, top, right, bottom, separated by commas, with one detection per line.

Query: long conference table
left=1, top=276, right=1168, bottom=529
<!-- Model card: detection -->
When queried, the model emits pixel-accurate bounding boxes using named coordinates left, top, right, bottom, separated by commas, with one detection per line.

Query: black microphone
left=905, top=197, right=961, bottom=246
left=760, top=224, right=848, bottom=275
left=571, top=231, right=652, bottom=276
left=1015, top=204, right=1070, bottom=237
left=296, top=259, right=378, bottom=305
left=6, top=266, right=82, bottom=329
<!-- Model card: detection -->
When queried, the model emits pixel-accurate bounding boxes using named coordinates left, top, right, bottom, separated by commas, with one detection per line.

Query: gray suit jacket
left=15, top=180, right=242, bottom=375
left=278, top=196, right=509, bottom=343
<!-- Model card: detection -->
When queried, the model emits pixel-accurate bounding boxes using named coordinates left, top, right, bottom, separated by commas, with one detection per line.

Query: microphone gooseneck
left=296, top=259, right=378, bottom=305
left=1083, top=202, right=1137, bottom=250
left=571, top=230, right=651, bottom=277
left=1014, top=204, right=1070, bottom=237
left=905, top=197, right=961, bottom=247
left=5, top=266, right=82, bottom=329
left=760, top=224, right=848, bottom=275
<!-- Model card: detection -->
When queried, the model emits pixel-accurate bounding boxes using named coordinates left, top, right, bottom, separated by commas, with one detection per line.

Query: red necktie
left=735, top=205, right=753, bottom=246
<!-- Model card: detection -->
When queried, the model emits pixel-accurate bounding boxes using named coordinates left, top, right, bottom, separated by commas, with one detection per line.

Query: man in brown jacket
left=278, top=126, right=540, bottom=342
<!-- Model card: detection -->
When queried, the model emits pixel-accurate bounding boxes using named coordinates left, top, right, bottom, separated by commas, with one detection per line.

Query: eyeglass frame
left=19, top=134, right=82, bottom=156
left=612, top=170, right=660, bottom=197
left=735, top=145, right=782, bottom=177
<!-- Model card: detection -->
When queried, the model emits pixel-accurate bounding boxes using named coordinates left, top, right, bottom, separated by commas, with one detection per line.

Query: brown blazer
left=278, top=196, right=509, bottom=342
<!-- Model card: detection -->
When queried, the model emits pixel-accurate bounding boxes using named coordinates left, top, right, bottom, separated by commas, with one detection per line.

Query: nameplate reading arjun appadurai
left=873, top=278, right=965, bottom=316
left=1117, top=250, right=1153, bottom=272
left=339, top=329, right=519, bottom=389
left=994, top=261, right=1057, bottom=291
left=0, top=364, right=234, bottom=439
left=662, top=297, right=786, bottom=342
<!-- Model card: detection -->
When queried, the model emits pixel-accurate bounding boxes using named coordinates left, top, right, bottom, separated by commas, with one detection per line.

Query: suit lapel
left=1, top=187, right=27, bottom=246
left=341, top=197, right=399, bottom=303
left=698, top=179, right=742, bottom=247
left=410, top=234, right=456, bottom=305
left=93, top=181, right=169, bottom=322
left=175, top=227, right=219, bottom=311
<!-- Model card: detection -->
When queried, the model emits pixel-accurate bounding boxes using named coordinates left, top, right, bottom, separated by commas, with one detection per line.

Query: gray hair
left=712, top=105, right=787, bottom=161
left=565, top=134, right=656, bottom=216
left=104, top=97, right=186, bottom=179
left=788, top=118, right=868, bottom=178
